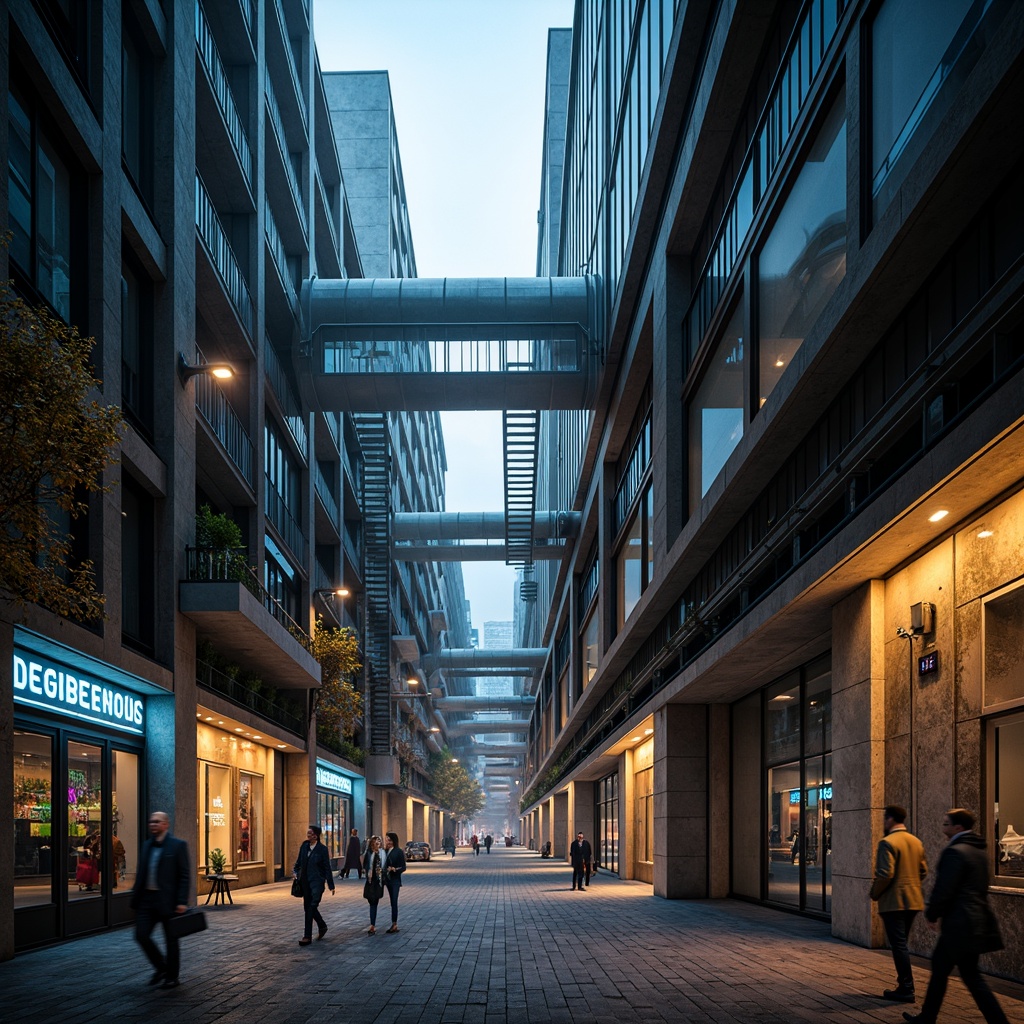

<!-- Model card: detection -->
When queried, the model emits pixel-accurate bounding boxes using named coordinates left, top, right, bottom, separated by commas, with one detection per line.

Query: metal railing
left=264, top=202, right=297, bottom=309
left=192, top=346, right=254, bottom=485
left=195, top=0, right=253, bottom=185
left=265, top=74, right=307, bottom=231
left=322, top=325, right=584, bottom=376
left=195, top=174, right=253, bottom=335
left=314, top=462, right=339, bottom=527
left=196, top=657, right=306, bottom=737
left=185, top=546, right=314, bottom=654
left=264, top=479, right=308, bottom=563
left=263, top=335, right=308, bottom=459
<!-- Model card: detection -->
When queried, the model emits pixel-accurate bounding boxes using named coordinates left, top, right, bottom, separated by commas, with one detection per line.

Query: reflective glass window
left=201, top=761, right=232, bottom=873
left=689, top=301, right=744, bottom=508
left=112, top=749, right=138, bottom=890
left=13, top=730, right=54, bottom=908
left=68, top=741, right=103, bottom=900
left=238, top=772, right=263, bottom=863
left=993, top=711, right=1024, bottom=882
left=757, top=85, right=847, bottom=408
left=767, top=761, right=801, bottom=906
left=582, top=609, right=599, bottom=688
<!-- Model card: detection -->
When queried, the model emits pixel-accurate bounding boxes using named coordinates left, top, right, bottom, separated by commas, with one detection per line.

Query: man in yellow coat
left=871, top=805, right=928, bottom=1003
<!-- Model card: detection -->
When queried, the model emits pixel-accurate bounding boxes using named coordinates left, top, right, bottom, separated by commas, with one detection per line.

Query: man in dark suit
left=131, top=810, right=191, bottom=989
left=293, top=824, right=335, bottom=945
left=569, top=831, right=592, bottom=891
left=903, top=808, right=1008, bottom=1024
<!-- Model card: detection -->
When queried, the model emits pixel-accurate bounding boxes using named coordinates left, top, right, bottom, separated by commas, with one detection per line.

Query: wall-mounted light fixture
left=178, top=352, right=237, bottom=386
left=315, top=586, right=351, bottom=601
left=910, top=601, right=934, bottom=635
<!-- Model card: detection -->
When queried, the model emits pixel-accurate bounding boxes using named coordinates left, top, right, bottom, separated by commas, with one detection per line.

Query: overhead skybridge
left=300, top=276, right=599, bottom=412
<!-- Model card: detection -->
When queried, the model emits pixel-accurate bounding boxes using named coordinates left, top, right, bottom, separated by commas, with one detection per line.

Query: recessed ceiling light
left=928, top=510, right=949, bottom=523
left=235, top=728, right=243, bottom=733
left=775, top=358, right=784, bottom=367
left=630, top=736, right=641, bottom=742
left=771, top=694, right=794, bottom=702
left=205, top=716, right=214, bottom=721
left=977, top=529, right=993, bottom=538
left=253, top=735, right=262, bottom=740
left=644, top=728, right=653, bottom=735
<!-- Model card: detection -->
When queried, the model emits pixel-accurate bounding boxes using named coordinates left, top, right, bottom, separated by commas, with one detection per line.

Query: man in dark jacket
left=131, top=810, right=191, bottom=989
left=903, top=808, right=1008, bottom=1024
left=569, top=831, right=592, bottom=891
left=294, top=825, right=335, bottom=945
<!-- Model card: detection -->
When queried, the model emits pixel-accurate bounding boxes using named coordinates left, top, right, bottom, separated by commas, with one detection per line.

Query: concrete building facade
left=518, top=0, right=1024, bottom=982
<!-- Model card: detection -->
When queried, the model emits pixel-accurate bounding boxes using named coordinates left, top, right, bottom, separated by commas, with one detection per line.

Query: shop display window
left=201, top=761, right=232, bottom=873
left=992, top=711, right=1024, bottom=884
left=238, top=772, right=263, bottom=863
left=984, top=583, right=1024, bottom=709
left=317, top=791, right=348, bottom=864
left=67, top=741, right=103, bottom=901
left=595, top=772, right=619, bottom=875
left=112, top=749, right=138, bottom=889
left=13, top=730, right=54, bottom=908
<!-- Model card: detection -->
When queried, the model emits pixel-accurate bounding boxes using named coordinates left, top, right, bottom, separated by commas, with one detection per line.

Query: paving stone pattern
left=2, top=847, right=1022, bottom=1023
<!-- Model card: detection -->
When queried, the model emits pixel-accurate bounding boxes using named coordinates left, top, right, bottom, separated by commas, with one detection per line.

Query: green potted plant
left=208, top=847, right=227, bottom=875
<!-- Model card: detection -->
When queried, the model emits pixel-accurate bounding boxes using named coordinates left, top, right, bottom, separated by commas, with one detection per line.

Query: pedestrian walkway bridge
left=300, top=275, right=599, bottom=411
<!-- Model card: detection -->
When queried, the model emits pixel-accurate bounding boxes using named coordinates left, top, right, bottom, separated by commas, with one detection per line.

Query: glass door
left=13, top=730, right=55, bottom=909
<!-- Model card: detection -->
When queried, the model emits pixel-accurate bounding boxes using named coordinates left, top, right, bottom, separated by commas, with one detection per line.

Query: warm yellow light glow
left=407, top=677, right=420, bottom=687
left=644, top=727, right=654, bottom=735
left=928, top=510, right=949, bottom=523
left=978, top=529, right=994, bottom=538
left=775, top=358, right=785, bottom=367
left=210, top=366, right=234, bottom=379
left=336, top=587, right=351, bottom=597
left=630, top=736, right=641, bottom=742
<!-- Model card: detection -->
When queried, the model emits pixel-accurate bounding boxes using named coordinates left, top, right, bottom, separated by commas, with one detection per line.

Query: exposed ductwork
left=444, top=719, right=530, bottom=737
left=465, top=743, right=528, bottom=757
left=393, top=543, right=567, bottom=562
left=431, top=648, right=547, bottom=671
left=433, top=696, right=535, bottom=712
left=392, top=511, right=580, bottom=541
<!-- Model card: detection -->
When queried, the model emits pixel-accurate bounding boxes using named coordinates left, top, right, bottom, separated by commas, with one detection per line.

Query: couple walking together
left=870, top=805, right=1008, bottom=1023
left=292, top=828, right=407, bottom=941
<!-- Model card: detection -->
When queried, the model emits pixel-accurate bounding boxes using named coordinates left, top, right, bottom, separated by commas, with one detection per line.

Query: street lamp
left=178, top=352, right=237, bottom=385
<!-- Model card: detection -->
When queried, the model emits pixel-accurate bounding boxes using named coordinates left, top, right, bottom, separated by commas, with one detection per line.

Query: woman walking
left=362, top=835, right=384, bottom=934
left=382, top=831, right=407, bottom=933
left=293, top=825, right=334, bottom=946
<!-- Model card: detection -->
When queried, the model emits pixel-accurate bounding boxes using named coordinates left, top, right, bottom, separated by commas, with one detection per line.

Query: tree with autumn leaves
left=309, top=616, right=363, bottom=744
left=0, top=281, right=124, bottom=620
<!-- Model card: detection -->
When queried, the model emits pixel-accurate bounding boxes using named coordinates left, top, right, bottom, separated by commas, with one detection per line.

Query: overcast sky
left=314, top=0, right=575, bottom=632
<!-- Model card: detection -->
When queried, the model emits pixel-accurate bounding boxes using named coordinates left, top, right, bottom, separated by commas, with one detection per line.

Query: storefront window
left=68, top=741, right=103, bottom=900
left=635, top=766, right=654, bottom=865
left=13, top=730, right=54, bottom=908
left=112, top=749, right=138, bottom=890
left=596, top=772, right=619, bottom=875
left=763, top=657, right=832, bottom=914
left=992, top=711, right=1024, bottom=883
left=201, top=761, right=232, bottom=874
left=238, top=772, right=263, bottom=863
left=317, top=791, right=348, bottom=865
left=984, top=583, right=1024, bottom=709
left=767, top=761, right=801, bottom=907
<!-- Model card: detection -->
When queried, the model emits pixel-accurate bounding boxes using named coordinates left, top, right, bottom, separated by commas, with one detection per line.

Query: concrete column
left=572, top=780, right=595, bottom=850
left=621, top=750, right=635, bottom=879
left=708, top=704, right=731, bottom=898
left=284, top=751, right=313, bottom=876
left=553, top=790, right=569, bottom=859
left=831, top=580, right=886, bottom=948
left=655, top=703, right=709, bottom=898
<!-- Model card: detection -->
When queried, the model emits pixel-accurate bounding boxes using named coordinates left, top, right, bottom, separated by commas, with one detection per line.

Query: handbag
left=165, top=909, right=208, bottom=939
left=363, top=875, right=384, bottom=901
left=291, top=876, right=303, bottom=898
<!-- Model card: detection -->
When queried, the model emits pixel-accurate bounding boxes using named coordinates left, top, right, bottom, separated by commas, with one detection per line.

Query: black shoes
left=883, top=989, right=916, bottom=1003
left=160, top=979, right=180, bottom=989
left=902, top=1013, right=933, bottom=1023
left=317, top=924, right=328, bottom=940
left=148, top=969, right=166, bottom=987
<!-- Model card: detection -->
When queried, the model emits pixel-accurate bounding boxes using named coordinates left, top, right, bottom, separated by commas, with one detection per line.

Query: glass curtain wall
left=765, top=655, right=832, bottom=913
left=595, top=772, right=619, bottom=874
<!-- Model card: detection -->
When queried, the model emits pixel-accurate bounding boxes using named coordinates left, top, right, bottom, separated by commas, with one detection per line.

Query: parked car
left=404, top=841, right=431, bottom=862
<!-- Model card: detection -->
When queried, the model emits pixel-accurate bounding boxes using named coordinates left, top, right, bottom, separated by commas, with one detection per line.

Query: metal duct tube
left=433, top=696, right=536, bottom=711
left=435, top=648, right=547, bottom=670
left=392, top=511, right=581, bottom=541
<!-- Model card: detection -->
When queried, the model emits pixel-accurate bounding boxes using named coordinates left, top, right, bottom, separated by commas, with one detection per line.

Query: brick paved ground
left=2, top=846, right=1022, bottom=1024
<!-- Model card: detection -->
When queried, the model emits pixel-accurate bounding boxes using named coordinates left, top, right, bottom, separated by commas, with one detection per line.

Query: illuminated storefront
left=315, top=760, right=361, bottom=868
left=11, top=628, right=154, bottom=950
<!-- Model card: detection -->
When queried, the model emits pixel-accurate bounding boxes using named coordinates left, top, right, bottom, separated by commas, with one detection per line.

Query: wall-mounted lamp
left=315, top=586, right=351, bottom=601
left=910, top=601, right=934, bottom=635
left=178, top=353, right=237, bottom=386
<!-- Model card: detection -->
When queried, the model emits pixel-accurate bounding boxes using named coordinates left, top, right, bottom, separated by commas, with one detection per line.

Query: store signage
left=316, top=765, right=352, bottom=794
left=13, top=651, right=145, bottom=734
left=789, top=785, right=833, bottom=805
left=918, top=651, right=940, bottom=676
